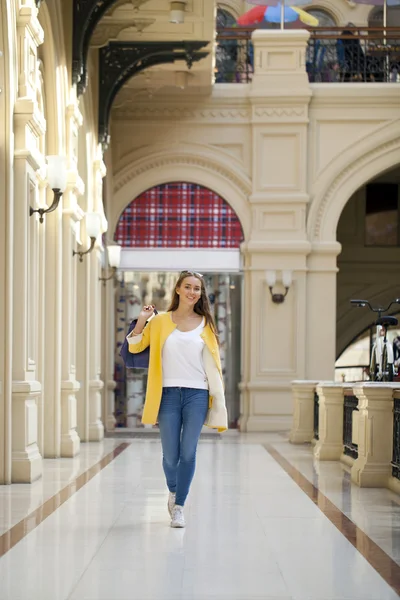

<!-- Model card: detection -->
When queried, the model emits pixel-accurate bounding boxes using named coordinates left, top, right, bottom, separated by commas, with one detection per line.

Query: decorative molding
left=114, top=153, right=252, bottom=198
left=113, top=105, right=250, bottom=120
left=254, top=107, right=306, bottom=119
left=98, top=41, right=209, bottom=147
left=314, top=138, right=400, bottom=240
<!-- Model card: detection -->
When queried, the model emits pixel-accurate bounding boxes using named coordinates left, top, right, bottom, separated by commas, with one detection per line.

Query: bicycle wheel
left=382, top=345, right=394, bottom=382
left=370, top=349, right=378, bottom=381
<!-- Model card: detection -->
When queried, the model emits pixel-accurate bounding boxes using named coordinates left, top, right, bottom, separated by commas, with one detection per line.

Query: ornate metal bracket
left=73, top=0, right=123, bottom=92
left=98, top=41, right=209, bottom=148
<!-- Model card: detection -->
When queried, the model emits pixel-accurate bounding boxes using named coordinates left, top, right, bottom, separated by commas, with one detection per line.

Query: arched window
left=307, top=8, right=337, bottom=28
left=216, top=7, right=236, bottom=28
left=115, top=182, right=244, bottom=248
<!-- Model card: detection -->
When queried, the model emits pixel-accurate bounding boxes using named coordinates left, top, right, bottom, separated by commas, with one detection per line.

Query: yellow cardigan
left=128, top=311, right=224, bottom=427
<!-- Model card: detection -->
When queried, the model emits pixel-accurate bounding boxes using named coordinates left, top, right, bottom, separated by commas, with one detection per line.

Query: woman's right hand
left=138, top=305, right=156, bottom=321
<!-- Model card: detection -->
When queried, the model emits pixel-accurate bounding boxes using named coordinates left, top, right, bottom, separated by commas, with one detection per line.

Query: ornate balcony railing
left=216, top=27, right=400, bottom=84
left=392, top=397, right=400, bottom=480
left=313, top=391, right=319, bottom=441
left=343, top=392, right=359, bottom=459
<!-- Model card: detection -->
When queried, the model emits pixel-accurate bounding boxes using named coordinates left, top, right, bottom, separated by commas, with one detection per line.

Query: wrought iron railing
left=216, top=27, right=400, bottom=84
left=392, top=397, right=400, bottom=480
left=313, top=391, right=319, bottom=441
left=343, top=392, right=359, bottom=459
left=216, top=28, right=254, bottom=83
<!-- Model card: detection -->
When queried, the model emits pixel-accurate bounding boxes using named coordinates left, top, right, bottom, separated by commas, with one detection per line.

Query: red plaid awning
left=115, top=182, right=244, bottom=248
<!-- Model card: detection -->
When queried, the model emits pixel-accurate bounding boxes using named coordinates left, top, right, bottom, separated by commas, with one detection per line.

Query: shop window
left=115, top=182, right=244, bottom=248
left=365, top=183, right=399, bottom=246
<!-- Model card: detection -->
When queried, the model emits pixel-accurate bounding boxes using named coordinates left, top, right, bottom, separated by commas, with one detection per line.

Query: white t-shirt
left=162, top=319, right=208, bottom=390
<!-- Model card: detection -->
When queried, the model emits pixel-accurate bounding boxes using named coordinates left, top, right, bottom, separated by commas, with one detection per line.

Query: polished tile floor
left=0, top=433, right=399, bottom=600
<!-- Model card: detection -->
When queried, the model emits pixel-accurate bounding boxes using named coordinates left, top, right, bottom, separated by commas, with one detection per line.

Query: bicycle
left=350, top=298, right=400, bottom=382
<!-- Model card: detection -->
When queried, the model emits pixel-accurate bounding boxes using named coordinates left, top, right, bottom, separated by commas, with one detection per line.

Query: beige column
left=0, top=0, right=16, bottom=484
left=305, top=242, right=341, bottom=380
left=351, top=383, right=396, bottom=487
left=239, top=30, right=312, bottom=432
left=102, top=280, right=117, bottom=431
left=88, top=157, right=106, bottom=441
left=59, top=99, right=84, bottom=457
left=76, top=233, right=90, bottom=441
left=11, top=2, right=44, bottom=482
left=61, top=191, right=82, bottom=457
left=314, top=383, right=345, bottom=460
left=290, top=381, right=319, bottom=444
left=88, top=246, right=105, bottom=441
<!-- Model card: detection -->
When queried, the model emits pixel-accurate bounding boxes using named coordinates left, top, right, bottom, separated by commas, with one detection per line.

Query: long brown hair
left=167, top=271, right=219, bottom=343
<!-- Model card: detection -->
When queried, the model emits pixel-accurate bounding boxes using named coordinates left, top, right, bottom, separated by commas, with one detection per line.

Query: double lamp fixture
left=29, top=154, right=121, bottom=278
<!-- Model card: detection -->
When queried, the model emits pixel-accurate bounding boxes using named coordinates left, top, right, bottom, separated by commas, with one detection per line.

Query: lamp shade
left=107, top=244, right=121, bottom=268
left=46, top=155, right=68, bottom=192
left=170, top=1, right=186, bottom=22
left=282, top=270, right=293, bottom=288
left=266, top=270, right=277, bottom=287
left=85, top=212, right=102, bottom=239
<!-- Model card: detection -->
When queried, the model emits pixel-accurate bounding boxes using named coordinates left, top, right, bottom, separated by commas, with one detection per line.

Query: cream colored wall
left=108, top=31, right=400, bottom=432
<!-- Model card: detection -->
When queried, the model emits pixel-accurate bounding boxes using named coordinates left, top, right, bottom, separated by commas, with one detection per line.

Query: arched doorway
left=335, top=164, right=400, bottom=382
left=113, top=182, right=244, bottom=430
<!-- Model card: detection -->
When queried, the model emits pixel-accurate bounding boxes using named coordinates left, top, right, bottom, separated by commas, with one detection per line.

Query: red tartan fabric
left=115, top=183, right=243, bottom=248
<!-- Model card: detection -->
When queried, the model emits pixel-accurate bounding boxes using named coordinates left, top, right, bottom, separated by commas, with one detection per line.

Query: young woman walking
left=127, top=271, right=227, bottom=528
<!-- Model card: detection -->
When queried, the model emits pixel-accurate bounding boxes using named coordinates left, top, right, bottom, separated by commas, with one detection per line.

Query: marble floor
left=0, top=432, right=399, bottom=600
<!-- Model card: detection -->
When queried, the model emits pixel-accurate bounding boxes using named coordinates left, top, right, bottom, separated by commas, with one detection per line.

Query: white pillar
left=0, top=0, right=16, bottom=485
left=11, top=2, right=44, bottom=481
left=60, top=193, right=82, bottom=457
left=314, top=383, right=344, bottom=461
left=103, top=280, right=117, bottom=431
left=351, top=383, right=396, bottom=487
left=88, top=246, right=105, bottom=441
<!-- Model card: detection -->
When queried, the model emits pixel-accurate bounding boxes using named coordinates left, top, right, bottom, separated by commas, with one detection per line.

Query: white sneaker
left=171, top=505, right=186, bottom=528
left=168, top=492, right=176, bottom=517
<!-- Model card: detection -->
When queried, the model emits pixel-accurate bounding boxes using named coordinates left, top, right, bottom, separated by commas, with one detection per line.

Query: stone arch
left=307, top=119, right=400, bottom=243
left=111, top=143, right=252, bottom=240
left=303, top=1, right=345, bottom=25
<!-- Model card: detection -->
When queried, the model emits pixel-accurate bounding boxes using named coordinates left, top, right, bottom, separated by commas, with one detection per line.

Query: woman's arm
left=127, top=305, right=156, bottom=354
left=203, top=346, right=228, bottom=431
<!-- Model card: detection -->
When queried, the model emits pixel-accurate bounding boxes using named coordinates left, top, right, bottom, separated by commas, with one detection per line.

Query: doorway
left=114, top=270, right=242, bottom=429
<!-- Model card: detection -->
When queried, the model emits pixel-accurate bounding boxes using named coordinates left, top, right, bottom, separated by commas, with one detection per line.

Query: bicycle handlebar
left=350, top=298, right=400, bottom=314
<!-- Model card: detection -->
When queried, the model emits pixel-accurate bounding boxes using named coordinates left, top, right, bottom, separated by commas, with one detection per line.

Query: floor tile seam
left=0, top=442, right=131, bottom=559
left=263, top=443, right=400, bottom=597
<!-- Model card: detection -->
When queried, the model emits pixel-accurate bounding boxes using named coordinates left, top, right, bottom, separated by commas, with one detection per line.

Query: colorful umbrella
left=245, top=0, right=314, bottom=29
left=237, top=4, right=318, bottom=29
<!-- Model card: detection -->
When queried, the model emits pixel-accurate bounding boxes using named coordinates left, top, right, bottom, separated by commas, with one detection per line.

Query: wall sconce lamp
left=73, top=212, right=101, bottom=262
left=99, top=244, right=122, bottom=286
left=169, top=0, right=187, bottom=23
left=266, top=270, right=292, bottom=304
left=30, top=155, right=67, bottom=223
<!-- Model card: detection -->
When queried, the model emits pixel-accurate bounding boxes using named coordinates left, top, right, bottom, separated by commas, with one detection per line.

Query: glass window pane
left=365, top=183, right=398, bottom=246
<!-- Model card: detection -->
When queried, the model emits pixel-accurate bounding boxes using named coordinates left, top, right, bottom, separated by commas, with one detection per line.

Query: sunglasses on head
left=180, top=270, right=203, bottom=279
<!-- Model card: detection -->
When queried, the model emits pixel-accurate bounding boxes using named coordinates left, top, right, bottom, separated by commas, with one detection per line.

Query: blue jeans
left=157, top=387, right=209, bottom=507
